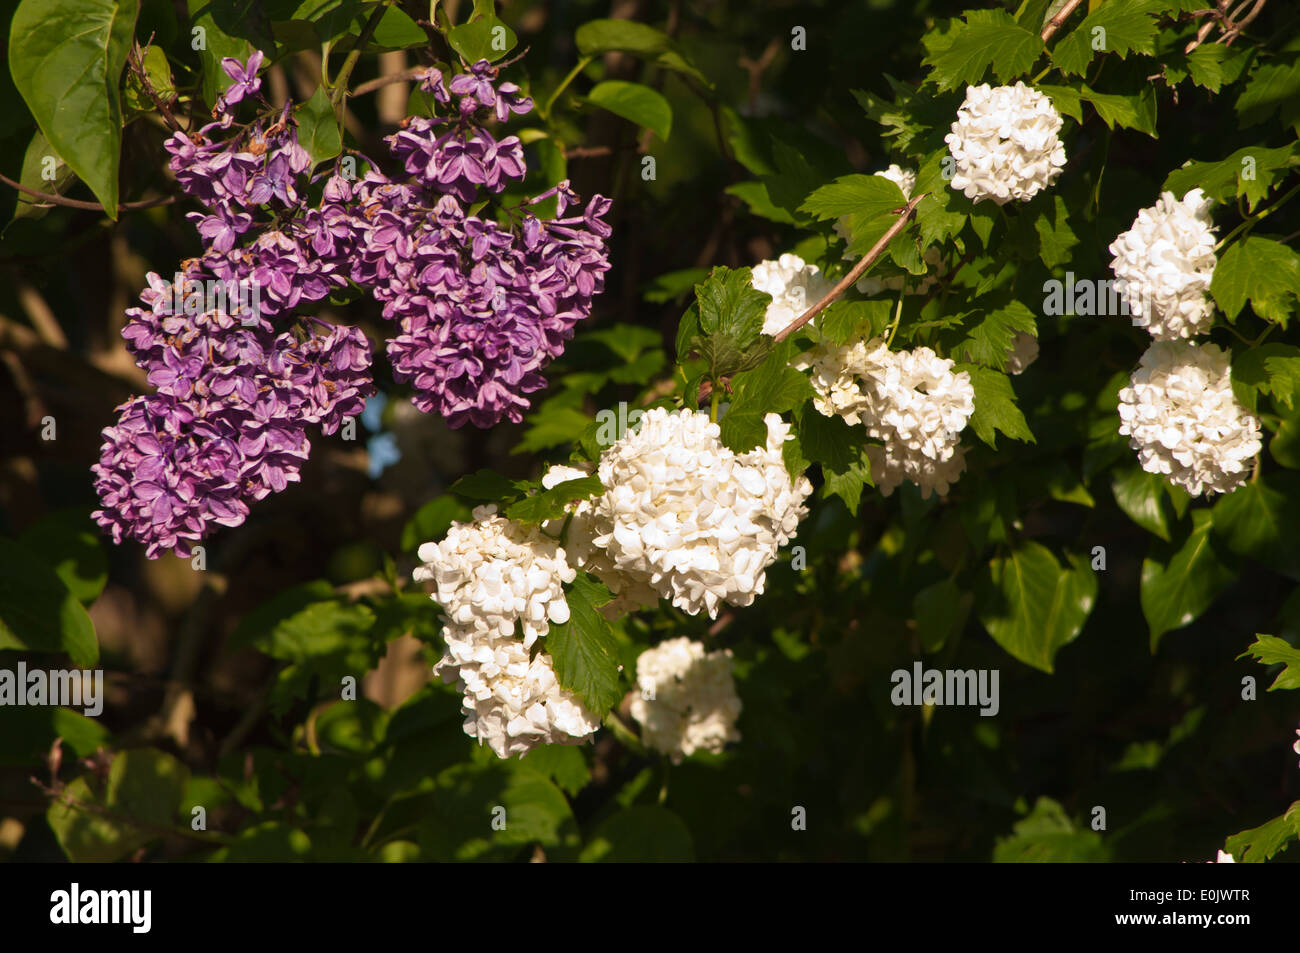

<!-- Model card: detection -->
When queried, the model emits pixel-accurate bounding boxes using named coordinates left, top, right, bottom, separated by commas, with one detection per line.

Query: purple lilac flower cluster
left=335, top=60, right=613, bottom=428
left=93, top=54, right=374, bottom=558
left=93, top=53, right=611, bottom=556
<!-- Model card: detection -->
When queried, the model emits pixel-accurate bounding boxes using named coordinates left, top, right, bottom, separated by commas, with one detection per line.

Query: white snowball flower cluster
left=800, top=337, right=974, bottom=498
left=1117, top=341, right=1261, bottom=497
left=433, top=625, right=600, bottom=759
left=1213, top=850, right=1236, bottom=863
left=751, top=253, right=833, bottom=337
left=415, top=505, right=598, bottom=758
left=945, top=82, right=1066, bottom=205
left=579, top=408, right=812, bottom=618
left=1005, top=331, right=1039, bottom=375
left=413, top=504, right=574, bottom=648
left=629, top=637, right=741, bottom=762
left=1109, top=188, right=1218, bottom=340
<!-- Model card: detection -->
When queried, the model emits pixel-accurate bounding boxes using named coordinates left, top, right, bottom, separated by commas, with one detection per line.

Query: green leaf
left=401, top=496, right=472, bottom=553
left=1223, top=802, right=1300, bottom=862
left=1238, top=634, right=1300, bottom=691
left=818, top=299, right=894, bottom=346
left=1051, top=0, right=1162, bottom=77
left=586, top=81, right=672, bottom=141
left=47, top=748, right=189, bottom=862
left=993, top=797, right=1110, bottom=862
left=446, top=15, right=516, bottom=63
left=1111, top=467, right=1172, bottom=541
left=1164, top=144, right=1299, bottom=210
left=369, top=6, right=430, bottom=49
left=575, top=18, right=670, bottom=57
left=9, top=129, right=77, bottom=224
left=720, top=342, right=813, bottom=453
left=799, top=173, right=905, bottom=222
left=1236, top=58, right=1300, bottom=130
left=17, top=509, right=108, bottom=606
left=681, top=267, right=774, bottom=380
left=959, top=301, right=1037, bottom=371
left=1081, top=85, right=1157, bottom=136
left=980, top=543, right=1096, bottom=673
left=516, top=405, right=595, bottom=454
left=1033, top=194, right=1080, bottom=268
left=517, top=745, right=591, bottom=796
left=186, top=0, right=254, bottom=108
left=0, top=538, right=98, bottom=666
left=1231, top=343, right=1300, bottom=411
left=1212, top=236, right=1300, bottom=324
left=914, top=578, right=971, bottom=653
left=122, top=43, right=173, bottom=115
left=228, top=579, right=336, bottom=651
left=1212, top=473, right=1300, bottom=575
left=923, top=9, right=1045, bottom=91
left=1141, top=509, right=1236, bottom=650
left=296, top=84, right=342, bottom=167
left=579, top=805, right=695, bottom=862
left=448, top=468, right=526, bottom=503
left=9, top=0, right=140, bottom=218
left=505, top=476, right=603, bottom=525
left=962, top=365, right=1035, bottom=448
left=546, top=574, right=623, bottom=715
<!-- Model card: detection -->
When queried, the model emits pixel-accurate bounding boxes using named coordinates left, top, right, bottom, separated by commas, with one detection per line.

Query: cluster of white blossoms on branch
left=629, top=637, right=742, bottom=762
left=751, top=253, right=833, bottom=336
left=578, top=408, right=812, bottom=618
left=415, top=409, right=812, bottom=757
left=414, top=505, right=599, bottom=758
left=945, top=82, right=1066, bottom=206
left=800, top=337, right=974, bottom=498
left=1109, top=189, right=1218, bottom=340
left=1117, top=342, right=1261, bottom=497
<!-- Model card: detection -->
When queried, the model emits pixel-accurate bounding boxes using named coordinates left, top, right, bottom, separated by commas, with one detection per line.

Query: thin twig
left=351, top=66, right=430, bottom=98
left=127, top=40, right=183, bottom=132
left=1041, top=0, right=1087, bottom=43
left=0, top=171, right=177, bottom=211
left=773, top=193, right=927, bottom=342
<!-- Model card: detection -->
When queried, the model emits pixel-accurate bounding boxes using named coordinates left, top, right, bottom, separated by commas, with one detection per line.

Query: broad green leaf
left=959, top=301, right=1037, bottom=371
left=962, top=365, right=1036, bottom=448
left=993, top=797, right=1110, bottom=862
left=818, top=299, right=894, bottom=346
left=1033, top=194, right=1080, bottom=268
left=579, top=806, right=694, bottom=862
left=517, top=745, right=591, bottom=796
left=1231, top=343, right=1300, bottom=411
left=448, top=468, right=527, bottom=503
left=369, top=5, right=430, bottom=49
left=0, top=538, right=98, bottom=666
left=1051, top=0, right=1162, bottom=77
left=446, top=15, right=516, bottom=63
left=1238, top=634, right=1300, bottom=691
left=47, top=748, right=189, bottom=862
left=1081, top=85, right=1157, bottom=136
left=682, top=267, right=774, bottom=380
left=9, top=129, right=77, bottom=224
left=1212, top=473, right=1300, bottom=576
left=1111, top=467, right=1172, bottom=540
left=586, top=81, right=672, bottom=141
left=799, top=173, right=905, bottom=222
left=0, top=706, right=109, bottom=766
left=1141, top=509, right=1236, bottom=650
left=401, top=496, right=473, bottom=553
left=17, top=509, right=108, bottom=606
left=1223, top=802, right=1300, bottom=862
left=228, top=579, right=336, bottom=650
left=923, top=10, right=1045, bottom=91
left=505, top=476, right=603, bottom=524
left=575, top=19, right=670, bottom=57
left=1236, top=57, right=1300, bottom=130
left=1212, top=236, right=1300, bottom=324
left=914, top=577, right=971, bottom=653
left=1164, top=144, right=1299, bottom=211
left=546, top=574, right=623, bottom=715
left=297, top=85, right=342, bottom=167
left=187, top=0, right=254, bottom=108
left=9, top=0, right=140, bottom=217
left=980, top=542, right=1096, bottom=673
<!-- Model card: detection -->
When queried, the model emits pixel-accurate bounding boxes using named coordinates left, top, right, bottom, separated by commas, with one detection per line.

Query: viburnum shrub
left=3, top=0, right=1300, bottom=864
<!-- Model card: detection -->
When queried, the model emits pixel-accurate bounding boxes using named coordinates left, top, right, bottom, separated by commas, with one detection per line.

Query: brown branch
left=351, top=66, right=431, bottom=98
left=0, top=171, right=177, bottom=211
left=127, top=40, right=183, bottom=132
left=1041, top=0, right=1087, bottom=43
left=773, top=193, right=927, bottom=342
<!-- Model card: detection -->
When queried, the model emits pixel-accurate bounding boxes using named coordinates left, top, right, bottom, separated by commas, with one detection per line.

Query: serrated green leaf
left=546, top=574, right=623, bottom=715
left=505, top=476, right=603, bottom=524
left=1224, top=802, right=1300, bottom=862
left=960, top=301, right=1037, bottom=371
left=1238, top=634, right=1300, bottom=691
left=1051, top=0, right=1163, bottom=77
left=923, top=10, right=1044, bottom=91
left=963, top=364, right=1035, bottom=447
left=1164, top=144, right=1299, bottom=211
left=1212, top=236, right=1300, bottom=324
